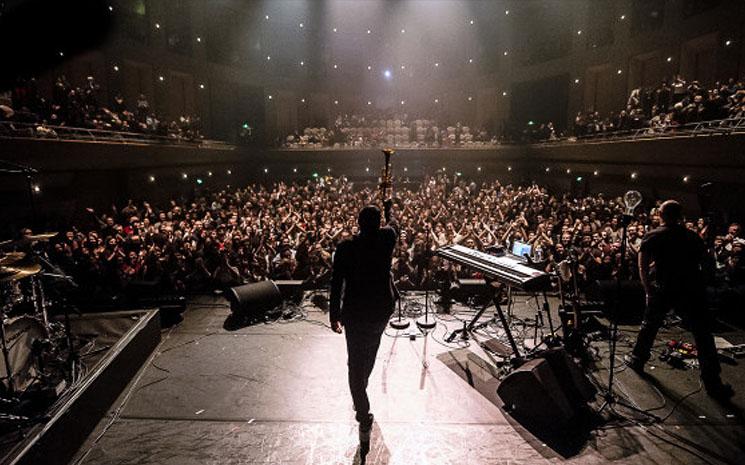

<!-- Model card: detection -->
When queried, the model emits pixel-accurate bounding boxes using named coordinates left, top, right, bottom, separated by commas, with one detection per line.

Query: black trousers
left=344, top=319, right=388, bottom=423
left=631, top=288, right=721, bottom=384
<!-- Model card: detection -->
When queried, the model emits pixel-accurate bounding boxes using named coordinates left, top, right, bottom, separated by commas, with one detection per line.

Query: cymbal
left=0, top=252, right=26, bottom=266
left=25, top=232, right=58, bottom=241
left=0, top=264, right=41, bottom=283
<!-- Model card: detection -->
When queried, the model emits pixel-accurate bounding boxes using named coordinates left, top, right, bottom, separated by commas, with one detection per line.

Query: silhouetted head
left=659, top=200, right=683, bottom=225
left=358, top=205, right=381, bottom=235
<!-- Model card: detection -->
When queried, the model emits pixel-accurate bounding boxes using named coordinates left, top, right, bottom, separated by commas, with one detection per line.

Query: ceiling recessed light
left=401, top=28, right=405, bottom=34
left=332, top=27, right=337, bottom=32
left=196, top=36, right=202, bottom=42
left=113, top=65, right=119, bottom=71
left=503, top=50, right=509, bottom=56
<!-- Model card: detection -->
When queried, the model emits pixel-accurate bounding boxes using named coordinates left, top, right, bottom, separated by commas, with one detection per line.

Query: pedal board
left=481, top=338, right=511, bottom=357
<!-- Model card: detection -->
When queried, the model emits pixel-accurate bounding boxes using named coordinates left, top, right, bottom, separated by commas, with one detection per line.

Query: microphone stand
left=383, top=149, right=410, bottom=330
left=416, top=232, right=436, bottom=330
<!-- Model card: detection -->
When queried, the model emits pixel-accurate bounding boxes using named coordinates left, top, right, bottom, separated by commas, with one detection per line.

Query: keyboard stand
left=446, top=280, right=523, bottom=365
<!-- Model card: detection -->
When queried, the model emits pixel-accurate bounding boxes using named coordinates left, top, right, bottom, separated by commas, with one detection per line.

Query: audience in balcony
left=0, top=76, right=203, bottom=141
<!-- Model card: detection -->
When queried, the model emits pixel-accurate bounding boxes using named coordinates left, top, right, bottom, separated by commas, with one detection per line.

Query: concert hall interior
left=2, top=1, right=745, bottom=464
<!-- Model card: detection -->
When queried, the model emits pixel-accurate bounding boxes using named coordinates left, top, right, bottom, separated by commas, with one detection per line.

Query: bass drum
left=0, top=315, right=49, bottom=394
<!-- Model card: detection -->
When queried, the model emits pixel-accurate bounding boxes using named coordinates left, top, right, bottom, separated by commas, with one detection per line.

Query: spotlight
left=545, top=167, right=550, bottom=172
left=502, top=91, right=508, bottom=96
left=301, top=98, right=306, bottom=103
left=577, top=30, right=582, bottom=35
left=199, top=83, right=205, bottom=89
left=683, top=175, right=690, bottom=183
left=400, top=64, right=405, bottom=70
left=477, top=167, right=482, bottom=172
left=384, top=69, right=392, bottom=79
left=401, top=28, right=405, bottom=34
left=576, top=176, right=583, bottom=182
left=505, top=9, right=510, bottom=15
left=666, top=56, right=672, bottom=62
left=434, top=98, right=439, bottom=103
left=268, top=95, right=273, bottom=100
left=327, top=168, right=331, bottom=173
left=566, top=168, right=571, bottom=174
left=367, top=29, right=371, bottom=34
left=113, top=65, right=119, bottom=71
left=196, top=36, right=202, bottom=42
left=503, top=51, right=508, bottom=56
left=299, top=22, right=304, bottom=28
left=404, top=167, right=408, bottom=172
left=108, top=5, right=113, bottom=12
left=593, top=170, right=599, bottom=176
left=434, top=62, right=440, bottom=67
left=58, top=51, right=64, bottom=57
left=574, top=78, right=580, bottom=84
left=300, top=60, right=305, bottom=66
left=367, top=100, right=372, bottom=105
left=181, top=173, right=188, bottom=179
left=148, top=175, right=156, bottom=182
left=620, top=14, right=626, bottom=20
left=32, top=184, right=41, bottom=193
left=468, top=96, right=473, bottom=101
left=470, top=19, right=474, bottom=25
left=725, top=39, right=732, bottom=46
left=507, top=166, right=512, bottom=171
left=617, top=69, right=623, bottom=75
left=159, top=75, right=164, bottom=81
left=367, top=65, right=372, bottom=70
left=333, top=64, right=338, bottom=69
left=365, top=167, right=370, bottom=172
left=293, top=168, right=297, bottom=173
left=333, top=27, right=337, bottom=32
left=400, top=100, right=405, bottom=105
left=468, top=58, right=473, bottom=63
left=155, top=23, right=160, bottom=29
left=265, top=14, right=269, bottom=20
left=266, top=55, right=271, bottom=61
left=334, top=100, right=338, bottom=105
left=630, top=172, right=637, bottom=179
left=207, top=171, right=213, bottom=176
left=264, top=168, right=268, bottom=173
left=227, top=169, right=232, bottom=175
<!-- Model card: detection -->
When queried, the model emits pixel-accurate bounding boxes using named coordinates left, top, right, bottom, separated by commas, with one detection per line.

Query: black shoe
left=359, top=413, right=373, bottom=444
left=624, top=354, right=645, bottom=373
left=705, top=381, right=735, bottom=400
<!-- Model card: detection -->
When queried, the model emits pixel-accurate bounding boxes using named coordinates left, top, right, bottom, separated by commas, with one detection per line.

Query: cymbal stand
left=0, top=311, right=15, bottom=396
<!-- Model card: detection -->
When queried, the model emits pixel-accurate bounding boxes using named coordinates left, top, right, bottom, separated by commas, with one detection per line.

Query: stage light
left=434, top=98, right=439, bottom=103
left=293, top=168, right=297, bottom=173
left=545, top=167, right=550, bottom=172
left=32, top=184, right=41, bottom=193
left=312, top=172, right=319, bottom=178
left=384, top=69, right=392, bottom=79
left=617, top=69, right=623, bottom=74
left=182, top=173, right=188, bottom=179
left=470, top=19, right=474, bottom=25
left=400, top=100, right=405, bottom=105
left=113, top=65, right=119, bottom=71
left=108, top=5, right=113, bottom=12
left=400, top=65, right=405, bottom=70
left=630, top=172, right=637, bottom=179
left=327, top=168, right=331, bottom=173
left=367, top=101, right=372, bottom=105
left=502, top=91, right=508, bottom=96
left=401, top=29, right=405, bottom=34
left=365, top=167, right=370, bottom=172
left=367, top=29, right=371, bottom=34
left=299, top=23, right=304, bottom=28
left=367, top=65, right=372, bottom=70
left=196, top=178, right=203, bottom=185
left=434, top=62, right=440, bottom=67
left=442, top=167, right=446, bottom=171
left=148, top=175, right=156, bottom=182
left=505, top=9, right=510, bottom=15
left=468, top=96, right=473, bottom=101
left=158, top=75, right=164, bottom=81
left=59, top=51, right=64, bottom=57
left=300, top=60, right=305, bottom=66
left=503, top=51, right=508, bottom=56
left=577, top=30, right=582, bottom=35
left=199, top=83, right=205, bottom=89
left=242, top=123, right=249, bottom=129
left=477, top=167, right=481, bottom=172
left=468, top=58, right=473, bottom=63
left=725, top=40, right=732, bottom=46
left=576, top=176, right=583, bottom=182
left=620, top=14, right=626, bottom=20
left=404, top=167, right=408, bottom=172
left=593, top=170, right=599, bottom=176
left=683, top=175, right=690, bottom=183
left=196, top=36, right=202, bottom=43
left=266, top=55, right=271, bottom=61
left=566, top=169, right=571, bottom=174
left=574, top=78, right=580, bottom=84
left=333, top=64, right=338, bottom=69
left=207, top=171, right=213, bottom=177
left=264, top=168, right=268, bottom=173
left=333, top=27, right=337, bottom=32
left=227, top=169, right=232, bottom=175
left=301, top=98, right=306, bottom=103
left=265, top=15, right=269, bottom=20
left=666, top=56, right=672, bottom=62
left=334, top=100, right=339, bottom=105
left=456, top=172, right=462, bottom=177
left=507, top=166, right=512, bottom=171
left=268, top=95, right=273, bottom=100
left=155, top=23, right=160, bottom=29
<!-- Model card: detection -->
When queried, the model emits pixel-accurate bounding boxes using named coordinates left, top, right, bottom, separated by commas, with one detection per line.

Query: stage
left=70, top=293, right=745, bottom=465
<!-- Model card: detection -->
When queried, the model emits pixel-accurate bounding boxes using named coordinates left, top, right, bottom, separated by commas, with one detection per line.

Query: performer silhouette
left=330, top=200, right=397, bottom=447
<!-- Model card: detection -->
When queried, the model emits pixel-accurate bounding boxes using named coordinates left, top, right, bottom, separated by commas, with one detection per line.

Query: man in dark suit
left=330, top=200, right=397, bottom=447
left=626, top=200, right=733, bottom=399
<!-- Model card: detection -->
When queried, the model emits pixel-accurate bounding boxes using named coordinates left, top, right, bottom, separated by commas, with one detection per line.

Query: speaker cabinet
left=227, top=281, right=283, bottom=319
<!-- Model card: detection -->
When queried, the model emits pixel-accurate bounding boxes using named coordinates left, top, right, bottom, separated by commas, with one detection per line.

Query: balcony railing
left=0, top=121, right=233, bottom=149
left=531, top=116, right=745, bottom=146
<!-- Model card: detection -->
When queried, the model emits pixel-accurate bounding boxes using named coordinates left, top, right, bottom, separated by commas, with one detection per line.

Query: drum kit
left=0, top=232, right=77, bottom=421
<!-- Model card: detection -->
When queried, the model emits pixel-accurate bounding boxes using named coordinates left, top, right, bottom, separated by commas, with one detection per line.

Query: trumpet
left=380, top=148, right=395, bottom=202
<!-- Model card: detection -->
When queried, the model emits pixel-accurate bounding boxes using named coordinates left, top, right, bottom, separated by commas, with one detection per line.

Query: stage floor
left=71, top=292, right=745, bottom=465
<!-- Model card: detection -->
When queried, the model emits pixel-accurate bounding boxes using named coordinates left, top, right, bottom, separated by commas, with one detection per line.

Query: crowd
left=0, top=76, right=203, bottom=141
left=36, top=176, right=744, bottom=311
left=283, top=112, right=496, bottom=149
left=520, top=75, right=745, bottom=142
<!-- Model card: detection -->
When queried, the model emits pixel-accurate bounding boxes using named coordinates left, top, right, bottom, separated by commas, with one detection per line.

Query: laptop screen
left=511, top=240, right=532, bottom=258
